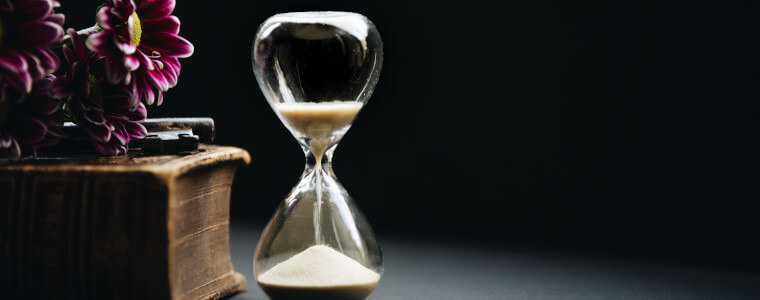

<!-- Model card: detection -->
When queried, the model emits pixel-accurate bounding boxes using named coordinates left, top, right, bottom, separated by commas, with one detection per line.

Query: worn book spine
left=0, top=146, right=248, bottom=299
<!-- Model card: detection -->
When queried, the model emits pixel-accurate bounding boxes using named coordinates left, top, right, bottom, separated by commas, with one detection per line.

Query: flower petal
left=67, top=28, right=85, bottom=58
left=47, top=13, right=65, bottom=26
left=22, top=53, right=45, bottom=80
left=11, top=21, right=64, bottom=47
left=109, top=0, right=135, bottom=21
left=147, top=68, right=171, bottom=91
left=1, top=139, right=22, bottom=161
left=128, top=81, right=141, bottom=106
left=49, top=77, right=72, bottom=97
left=111, top=124, right=129, bottom=145
left=135, top=50, right=154, bottom=70
left=0, top=49, right=28, bottom=73
left=92, top=140, right=120, bottom=156
left=104, top=56, right=128, bottom=84
left=142, top=15, right=180, bottom=34
left=0, top=131, right=12, bottom=148
left=84, top=124, right=111, bottom=143
left=15, top=0, right=53, bottom=21
left=155, top=90, right=163, bottom=106
left=115, top=40, right=137, bottom=55
left=143, top=82, right=155, bottom=105
left=131, top=103, right=147, bottom=120
left=83, top=108, right=107, bottom=125
left=124, top=121, right=147, bottom=138
left=163, top=58, right=180, bottom=86
left=14, top=117, right=47, bottom=144
left=33, top=48, right=60, bottom=74
left=95, top=6, right=115, bottom=30
left=85, top=31, right=108, bottom=53
left=109, top=98, right=146, bottom=120
left=136, top=0, right=175, bottom=21
left=124, top=54, right=140, bottom=71
left=140, top=33, right=194, bottom=58
left=2, top=69, right=33, bottom=93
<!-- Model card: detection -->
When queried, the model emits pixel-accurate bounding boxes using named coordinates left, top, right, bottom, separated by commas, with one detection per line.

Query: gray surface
left=229, top=225, right=760, bottom=299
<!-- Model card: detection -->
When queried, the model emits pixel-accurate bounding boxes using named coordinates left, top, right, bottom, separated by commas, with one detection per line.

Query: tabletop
left=228, top=225, right=760, bottom=300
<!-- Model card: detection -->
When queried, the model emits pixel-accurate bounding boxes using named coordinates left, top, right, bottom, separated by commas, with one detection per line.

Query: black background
left=61, top=1, right=760, bottom=270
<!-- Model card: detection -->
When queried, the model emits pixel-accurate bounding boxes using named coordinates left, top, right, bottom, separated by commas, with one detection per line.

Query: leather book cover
left=0, top=145, right=250, bottom=299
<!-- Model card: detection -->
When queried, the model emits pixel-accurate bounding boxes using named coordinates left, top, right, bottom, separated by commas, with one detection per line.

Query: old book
left=0, top=145, right=250, bottom=299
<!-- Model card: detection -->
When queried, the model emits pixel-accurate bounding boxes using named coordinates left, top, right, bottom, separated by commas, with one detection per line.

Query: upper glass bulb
left=252, top=11, right=383, bottom=158
left=253, top=11, right=383, bottom=105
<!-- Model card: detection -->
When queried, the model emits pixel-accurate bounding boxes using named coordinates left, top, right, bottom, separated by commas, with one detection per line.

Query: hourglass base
left=258, top=283, right=378, bottom=300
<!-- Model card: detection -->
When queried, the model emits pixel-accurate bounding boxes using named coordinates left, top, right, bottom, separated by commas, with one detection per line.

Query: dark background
left=61, top=1, right=760, bottom=270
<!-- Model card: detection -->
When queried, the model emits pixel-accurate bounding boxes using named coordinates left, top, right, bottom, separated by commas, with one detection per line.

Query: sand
left=274, top=101, right=363, bottom=140
left=257, top=245, right=380, bottom=300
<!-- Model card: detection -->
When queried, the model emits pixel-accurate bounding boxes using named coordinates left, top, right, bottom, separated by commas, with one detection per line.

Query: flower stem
left=52, top=25, right=101, bottom=48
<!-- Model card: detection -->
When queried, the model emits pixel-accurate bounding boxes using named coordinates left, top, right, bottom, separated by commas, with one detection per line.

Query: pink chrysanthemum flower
left=0, top=0, right=64, bottom=103
left=53, top=29, right=147, bottom=156
left=0, top=76, right=63, bottom=160
left=86, top=0, right=193, bottom=106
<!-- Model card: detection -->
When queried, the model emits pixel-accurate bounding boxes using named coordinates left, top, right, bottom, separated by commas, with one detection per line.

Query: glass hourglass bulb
left=251, top=12, right=383, bottom=300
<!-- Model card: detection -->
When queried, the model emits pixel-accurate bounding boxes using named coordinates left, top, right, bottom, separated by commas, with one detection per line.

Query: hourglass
left=251, top=12, right=383, bottom=300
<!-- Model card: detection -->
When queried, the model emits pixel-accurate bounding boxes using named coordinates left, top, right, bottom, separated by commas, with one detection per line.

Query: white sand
left=258, top=245, right=380, bottom=287
left=275, top=101, right=363, bottom=140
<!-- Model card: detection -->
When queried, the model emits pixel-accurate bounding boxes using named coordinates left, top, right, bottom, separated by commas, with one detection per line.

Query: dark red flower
left=66, top=89, right=147, bottom=156
left=86, top=0, right=193, bottom=106
left=0, top=0, right=64, bottom=103
left=53, top=29, right=147, bottom=156
left=0, top=75, right=63, bottom=160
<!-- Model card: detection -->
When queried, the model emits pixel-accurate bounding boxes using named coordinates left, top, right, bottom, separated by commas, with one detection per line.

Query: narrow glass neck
left=303, top=140, right=337, bottom=172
